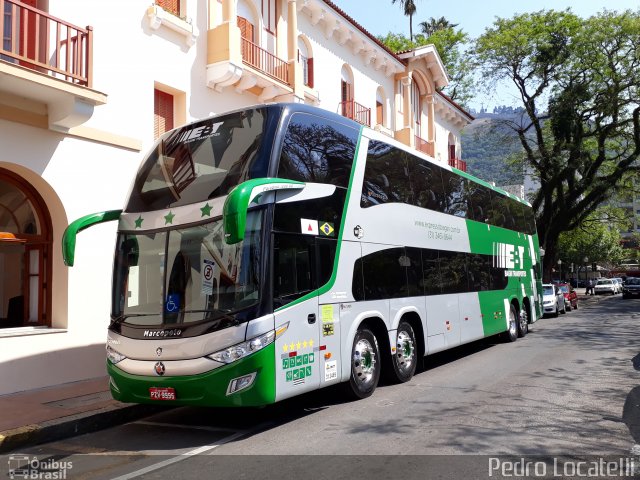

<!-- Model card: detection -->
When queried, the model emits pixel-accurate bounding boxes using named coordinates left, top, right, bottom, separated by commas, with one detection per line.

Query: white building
left=0, top=0, right=472, bottom=395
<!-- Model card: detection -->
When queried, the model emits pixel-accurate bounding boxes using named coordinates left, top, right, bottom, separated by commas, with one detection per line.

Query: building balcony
left=415, top=136, right=434, bottom=157
left=0, top=0, right=105, bottom=132
left=340, top=100, right=370, bottom=127
left=449, top=158, right=468, bottom=172
left=206, top=21, right=293, bottom=102
left=241, top=37, right=289, bottom=85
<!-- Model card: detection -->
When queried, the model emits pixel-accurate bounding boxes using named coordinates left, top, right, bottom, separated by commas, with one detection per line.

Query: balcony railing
left=241, top=37, right=289, bottom=85
left=449, top=158, right=468, bottom=172
left=340, top=100, right=370, bottom=127
left=0, top=0, right=93, bottom=87
left=415, top=136, right=434, bottom=157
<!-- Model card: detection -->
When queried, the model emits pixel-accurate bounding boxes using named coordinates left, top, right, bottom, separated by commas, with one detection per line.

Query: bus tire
left=503, top=304, right=518, bottom=343
left=344, top=327, right=380, bottom=400
left=387, top=320, right=417, bottom=383
left=517, top=304, right=528, bottom=338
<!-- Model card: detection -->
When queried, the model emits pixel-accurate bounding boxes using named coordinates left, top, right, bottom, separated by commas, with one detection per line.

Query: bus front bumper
left=107, top=343, right=276, bottom=407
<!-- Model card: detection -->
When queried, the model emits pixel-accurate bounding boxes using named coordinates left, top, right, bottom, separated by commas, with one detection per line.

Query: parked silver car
left=542, top=283, right=566, bottom=317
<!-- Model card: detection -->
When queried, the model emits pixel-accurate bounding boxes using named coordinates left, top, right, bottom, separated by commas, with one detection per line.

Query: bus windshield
left=126, top=108, right=275, bottom=213
left=112, top=210, right=263, bottom=327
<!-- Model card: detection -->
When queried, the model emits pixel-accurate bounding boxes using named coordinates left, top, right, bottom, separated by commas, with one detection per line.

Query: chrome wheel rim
left=396, top=330, right=415, bottom=374
left=509, top=308, right=517, bottom=337
left=519, top=308, right=528, bottom=333
left=353, top=338, right=376, bottom=387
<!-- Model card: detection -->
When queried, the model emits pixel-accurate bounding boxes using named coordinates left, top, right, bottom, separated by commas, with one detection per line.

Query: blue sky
left=331, top=0, right=640, bottom=110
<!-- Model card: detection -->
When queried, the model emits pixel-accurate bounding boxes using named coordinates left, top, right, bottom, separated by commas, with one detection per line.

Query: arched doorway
left=0, top=168, right=52, bottom=328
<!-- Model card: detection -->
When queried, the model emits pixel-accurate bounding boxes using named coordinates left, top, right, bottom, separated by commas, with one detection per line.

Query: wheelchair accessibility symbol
left=165, top=293, right=180, bottom=313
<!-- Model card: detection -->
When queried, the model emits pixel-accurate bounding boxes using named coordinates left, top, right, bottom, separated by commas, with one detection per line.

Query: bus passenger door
left=272, top=234, right=320, bottom=402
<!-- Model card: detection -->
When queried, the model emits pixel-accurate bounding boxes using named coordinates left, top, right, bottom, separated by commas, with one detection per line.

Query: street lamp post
left=558, top=259, right=562, bottom=282
left=583, top=256, right=589, bottom=293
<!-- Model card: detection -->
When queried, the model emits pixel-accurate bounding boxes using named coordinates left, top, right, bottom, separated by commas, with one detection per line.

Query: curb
left=0, top=403, right=168, bottom=454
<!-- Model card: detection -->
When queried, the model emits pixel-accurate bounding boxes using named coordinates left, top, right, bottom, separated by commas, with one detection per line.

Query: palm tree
left=419, top=16, right=458, bottom=37
left=392, top=0, right=417, bottom=42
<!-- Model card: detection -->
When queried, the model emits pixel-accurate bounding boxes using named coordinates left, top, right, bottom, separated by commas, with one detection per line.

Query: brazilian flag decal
left=320, top=222, right=335, bottom=237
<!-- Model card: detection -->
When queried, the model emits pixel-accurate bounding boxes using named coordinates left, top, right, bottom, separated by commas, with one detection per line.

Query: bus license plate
left=149, top=387, right=176, bottom=401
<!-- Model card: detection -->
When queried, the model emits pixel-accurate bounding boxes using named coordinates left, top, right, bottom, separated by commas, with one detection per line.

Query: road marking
left=134, top=420, right=241, bottom=433
left=109, top=430, right=247, bottom=480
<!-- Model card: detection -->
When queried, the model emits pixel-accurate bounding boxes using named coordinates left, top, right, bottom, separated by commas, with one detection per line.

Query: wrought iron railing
left=241, top=37, right=289, bottom=85
left=0, top=0, right=93, bottom=87
left=340, top=100, right=371, bottom=127
left=449, top=158, right=468, bottom=172
left=415, top=136, right=435, bottom=157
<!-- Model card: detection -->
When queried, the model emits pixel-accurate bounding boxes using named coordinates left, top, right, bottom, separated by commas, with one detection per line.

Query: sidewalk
left=0, top=376, right=164, bottom=454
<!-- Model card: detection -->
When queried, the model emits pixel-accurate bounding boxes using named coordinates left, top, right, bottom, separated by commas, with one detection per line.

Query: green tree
left=473, top=9, right=640, bottom=279
left=557, top=211, right=625, bottom=274
left=392, top=0, right=417, bottom=42
left=419, top=16, right=458, bottom=37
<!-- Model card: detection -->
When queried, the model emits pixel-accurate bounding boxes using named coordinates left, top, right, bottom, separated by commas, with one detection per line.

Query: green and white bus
left=63, top=103, right=542, bottom=406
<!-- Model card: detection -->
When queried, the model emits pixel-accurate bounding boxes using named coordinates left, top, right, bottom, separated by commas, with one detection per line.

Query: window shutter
left=154, top=89, right=174, bottom=139
left=156, top=0, right=180, bottom=16
left=307, top=57, right=314, bottom=88
left=237, top=16, right=254, bottom=42
left=376, top=101, right=383, bottom=125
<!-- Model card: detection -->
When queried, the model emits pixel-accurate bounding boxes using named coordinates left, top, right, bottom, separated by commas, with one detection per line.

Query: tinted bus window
left=467, top=183, right=493, bottom=223
left=491, top=193, right=516, bottom=230
left=441, top=169, right=467, bottom=218
left=467, top=254, right=491, bottom=291
left=422, top=249, right=441, bottom=295
left=408, top=155, right=446, bottom=212
left=361, top=141, right=412, bottom=207
left=127, top=109, right=274, bottom=212
left=361, top=247, right=407, bottom=300
left=405, top=247, right=424, bottom=297
left=438, top=251, right=468, bottom=293
left=278, top=113, right=358, bottom=187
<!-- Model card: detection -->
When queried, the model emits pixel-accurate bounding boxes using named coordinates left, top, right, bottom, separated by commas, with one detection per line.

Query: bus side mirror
left=62, top=210, right=122, bottom=266
left=223, top=178, right=304, bottom=244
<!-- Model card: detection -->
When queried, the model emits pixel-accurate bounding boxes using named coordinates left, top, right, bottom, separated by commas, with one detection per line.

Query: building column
left=222, top=0, right=237, bottom=23
left=288, top=0, right=304, bottom=100
left=425, top=94, right=435, bottom=142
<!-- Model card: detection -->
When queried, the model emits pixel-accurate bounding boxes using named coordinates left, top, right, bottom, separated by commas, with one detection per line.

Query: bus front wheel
left=344, top=327, right=380, bottom=399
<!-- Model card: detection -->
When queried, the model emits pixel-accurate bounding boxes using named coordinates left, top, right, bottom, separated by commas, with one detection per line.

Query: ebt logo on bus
left=493, top=242, right=527, bottom=277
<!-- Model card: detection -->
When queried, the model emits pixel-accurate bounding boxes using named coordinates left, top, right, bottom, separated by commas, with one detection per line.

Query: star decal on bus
left=134, top=216, right=144, bottom=228
left=200, top=203, right=212, bottom=217
left=164, top=211, right=175, bottom=225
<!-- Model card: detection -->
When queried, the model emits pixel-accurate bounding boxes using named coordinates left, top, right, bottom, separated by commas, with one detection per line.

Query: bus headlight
left=208, top=329, right=278, bottom=364
left=106, top=345, right=127, bottom=365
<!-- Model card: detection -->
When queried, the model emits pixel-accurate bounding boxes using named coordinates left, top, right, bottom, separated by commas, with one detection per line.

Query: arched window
left=411, top=79, right=422, bottom=139
left=298, top=36, right=313, bottom=88
left=0, top=169, right=52, bottom=328
left=340, top=65, right=354, bottom=118
left=376, top=87, right=386, bottom=127
left=448, top=132, right=457, bottom=160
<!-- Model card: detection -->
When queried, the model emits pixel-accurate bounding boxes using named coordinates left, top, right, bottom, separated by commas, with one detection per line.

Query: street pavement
left=1, top=292, right=638, bottom=479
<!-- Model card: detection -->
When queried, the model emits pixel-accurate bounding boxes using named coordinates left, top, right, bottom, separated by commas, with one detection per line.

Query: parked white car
left=542, top=283, right=565, bottom=317
left=594, top=278, right=616, bottom=295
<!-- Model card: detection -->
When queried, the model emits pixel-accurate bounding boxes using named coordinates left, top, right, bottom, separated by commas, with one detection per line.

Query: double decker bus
left=63, top=103, right=542, bottom=405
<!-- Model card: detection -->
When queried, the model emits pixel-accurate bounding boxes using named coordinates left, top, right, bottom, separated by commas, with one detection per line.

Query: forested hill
left=461, top=111, right=526, bottom=186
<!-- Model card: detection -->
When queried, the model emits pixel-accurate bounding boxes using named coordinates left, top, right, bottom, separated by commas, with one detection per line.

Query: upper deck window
left=126, top=108, right=276, bottom=213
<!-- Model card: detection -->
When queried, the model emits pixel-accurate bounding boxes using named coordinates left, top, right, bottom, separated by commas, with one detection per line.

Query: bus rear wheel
left=504, top=304, right=518, bottom=343
left=387, top=321, right=417, bottom=383
left=344, top=327, right=380, bottom=399
left=517, top=305, right=528, bottom=338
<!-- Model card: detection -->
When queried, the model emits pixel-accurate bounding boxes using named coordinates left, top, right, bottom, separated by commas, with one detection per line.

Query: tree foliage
left=473, top=9, right=640, bottom=279
left=557, top=210, right=625, bottom=271
left=419, top=16, right=459, bottom=37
